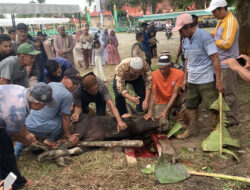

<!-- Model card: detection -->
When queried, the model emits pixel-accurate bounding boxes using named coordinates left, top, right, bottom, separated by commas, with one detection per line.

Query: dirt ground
left=19, top=31, right=250, bottom=190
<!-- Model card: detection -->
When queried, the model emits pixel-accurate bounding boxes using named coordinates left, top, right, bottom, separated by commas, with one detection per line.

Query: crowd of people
left=0, top=0, right=249, bottom=189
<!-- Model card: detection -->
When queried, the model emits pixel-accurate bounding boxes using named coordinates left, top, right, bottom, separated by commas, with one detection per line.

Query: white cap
left=207, top=0, right=227, bottom=12
left=129, top=57, right=143, bottom=70
left=158, top=56, right=171, bottom=67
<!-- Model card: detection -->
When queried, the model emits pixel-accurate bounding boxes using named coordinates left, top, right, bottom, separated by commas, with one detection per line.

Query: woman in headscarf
left=74, top=28, right=84, bottom=68
left=99, top=28, right=109, bottom=64
left=80, top=27, right=93, bottom=69
left=106, top=30, right=121, bottom=64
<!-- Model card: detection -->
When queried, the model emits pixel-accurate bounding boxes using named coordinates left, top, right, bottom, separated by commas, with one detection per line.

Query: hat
left=17, top=43, right=41, bottom=55
left=129, top=57, right=143, bottom=70
left=27, top=82, right=57, bottom=107
left=82, top=73, right=97, bottom=89
left=16, top=23, right=28, bottom=31
left=63, top=68, right=82, bottom=84
left=172, top=14, right=193, bottom=32
left=158, top=56, right=171, bottom=67
left=141, top=22, right=149, bottom=27
left=57, top=25, right=65, bottom=30
left=207, top=0, right=227, bottom=12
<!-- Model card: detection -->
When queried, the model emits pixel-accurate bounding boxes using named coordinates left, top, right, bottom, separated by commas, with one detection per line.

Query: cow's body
left=72, top=113, right=166, bottom=141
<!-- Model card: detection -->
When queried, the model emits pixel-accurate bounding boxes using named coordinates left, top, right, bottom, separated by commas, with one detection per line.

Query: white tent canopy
left=0, top=18, right=70, bottom=27
left=0, top=3, right=81, bottom=14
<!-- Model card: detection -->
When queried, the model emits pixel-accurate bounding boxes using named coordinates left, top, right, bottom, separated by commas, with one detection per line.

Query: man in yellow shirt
left=208, top=0, right=240, bottom=127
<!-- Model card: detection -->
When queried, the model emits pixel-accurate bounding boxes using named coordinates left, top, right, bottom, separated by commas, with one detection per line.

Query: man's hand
left=181, top=80, right=187, bottom=91
left=67, top=134, right=79, bottom=146
left=0, top=180, right=12, bottom=190
left=157, top=110, right=168, bottom=119
left=58, top=50, right=64, bottom=56
left=216, top=79, right=224, bottom=93
left=144, top=112, right=155, bottom=121
left=117, top=121, right=127, bottom=131
left=71, top=112, right=80, bottom=123
left=142, top=100, right=149, bottom=111
left=222, top=58, right=242, bottom=72
left=24, top=132, right=36, bottom=146
left=130, top=96, right=140, bottom=105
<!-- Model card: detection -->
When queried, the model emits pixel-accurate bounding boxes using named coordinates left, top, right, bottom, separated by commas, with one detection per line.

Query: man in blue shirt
left=15, top=68, right=81, bottom=160
left=172, top=13, right=224, bottom=139
left=44, top=57, right=72, bottom=83
left=0, top=83, right=56, bottom=189
left=141, top=22, right=152, bottom=67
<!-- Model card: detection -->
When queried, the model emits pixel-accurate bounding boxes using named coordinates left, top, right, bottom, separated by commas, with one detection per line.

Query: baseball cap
left=16, top=23, right=28, bottom=31
left=63, top=68, right=82, bottom=84
left=27, top=82, right=57, bottom=107
left=158, top=56, right=171, bottom=67
left=130, top=57, right=143, bottom=70
left=172, top=13, right=193, bottom=32
left=207, top=0, right=227, bottom=12
left=17, top=43, right=41, bottom=55
left=141, top=22, right=149, bottom=27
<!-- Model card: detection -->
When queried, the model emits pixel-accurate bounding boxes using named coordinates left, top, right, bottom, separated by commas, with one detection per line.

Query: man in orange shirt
left=144, top=55, right=184, bottom=120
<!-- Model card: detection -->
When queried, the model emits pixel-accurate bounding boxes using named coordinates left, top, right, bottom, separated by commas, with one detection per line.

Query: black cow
left=71, top=113, right=168, bottom=141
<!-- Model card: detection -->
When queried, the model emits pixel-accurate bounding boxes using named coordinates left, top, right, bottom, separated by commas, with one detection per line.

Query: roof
left=0, top=18, right=70, bottom=26
left=138, top=10, right=212, bottom=22
left=122, top=5, right=151, bottom=17
left=0, top=3, right=81, bottom=14
left=90, top=10, right=112, bottom=17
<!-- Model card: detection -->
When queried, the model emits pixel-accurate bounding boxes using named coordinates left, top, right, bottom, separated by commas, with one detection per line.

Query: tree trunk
left=236, top=0, right=250, bottom=55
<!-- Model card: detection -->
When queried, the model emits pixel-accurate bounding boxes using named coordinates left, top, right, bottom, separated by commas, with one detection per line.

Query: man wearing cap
left=144, top=55, right=184, bottom=120
left=14, top=68, right=81, bottom=160
left=71, top=72, right=127, bottom=131
left=54, top=25, right=75, bottom=65
left=44, top=57, right=72, bottom=83
left=141, top=22, right=152, bottom=67
left=172, top=13, right=224, bottom=139
left=0, top=43, right=40, bottom=87
left=208, top=0, right=240, bottom=127
left=113, top=57, right=152, bottom=116
left=0, top=83, right=55, bottom=189
left=12, top=23, right=39, bottom=86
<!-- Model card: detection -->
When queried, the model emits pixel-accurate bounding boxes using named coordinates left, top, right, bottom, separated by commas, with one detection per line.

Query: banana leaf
left=167, top=122, right=182, bottom=138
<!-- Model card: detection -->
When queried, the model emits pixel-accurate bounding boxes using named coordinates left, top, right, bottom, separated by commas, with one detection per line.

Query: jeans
left=113, top=75, right=146, bottom=116
left=14, top=116, right=63, bottom=160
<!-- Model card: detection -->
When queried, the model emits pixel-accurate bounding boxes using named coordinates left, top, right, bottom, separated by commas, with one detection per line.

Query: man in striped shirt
left=208, top=0, right=240, bottom=127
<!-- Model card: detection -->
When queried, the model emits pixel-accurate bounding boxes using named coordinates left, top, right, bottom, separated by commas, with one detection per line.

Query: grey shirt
left=73, top=77, right=111, bottom=105
left=0, top=56, right=29, bottom=87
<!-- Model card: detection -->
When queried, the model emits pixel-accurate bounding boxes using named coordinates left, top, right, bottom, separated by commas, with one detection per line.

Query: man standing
left=144, top=55, right=184, bottom=120
left=44, top=57, right=72, bottom=83
left=0, top=43, right=40, bottom=87
left=37, top=31, right=56, bottom=60
left=54, top=25, right=75, bottom=66
left=71, top=72, right=127, bottom=131
left=0, top=83, right=56, bottom=189
left=0, top=34, right=15, bottom=62
left=131, top=32, right=145, bottom=61
left=141, top=22, right=152, bottom=67
left=208, top=0, right=240, bottom=127
left=172, top=14, right=224, bottom=139
left=8, top=28, right=16, bottom=43
left=113, top=57, right=152, bottom=116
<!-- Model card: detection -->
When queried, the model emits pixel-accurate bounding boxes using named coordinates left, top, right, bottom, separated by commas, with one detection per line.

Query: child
left=74, top=28, right=84, bottom=68
left=131, top=32, right=145, bottom=60
left=148, top=31, right=159, bottom=58
left=92, top=40, right=106, bottom=82
left=106, top=39, right=121, bottom=65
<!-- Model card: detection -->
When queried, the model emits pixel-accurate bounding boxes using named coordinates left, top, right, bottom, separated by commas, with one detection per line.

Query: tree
left=106, top=0, right=126, bottom=15
left=37, top=0, right=46, bottom=3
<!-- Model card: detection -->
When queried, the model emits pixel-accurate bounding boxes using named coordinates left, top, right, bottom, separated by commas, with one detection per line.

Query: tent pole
left=11, top=14, right=16, bottom=30
left=78, top=12, right=81, bottom=28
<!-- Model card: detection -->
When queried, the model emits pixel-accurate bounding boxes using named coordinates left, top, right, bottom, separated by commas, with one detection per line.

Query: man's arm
left=210, top=53, right=224, bottom=92
left=64, top=35, right=76, bottom=53
left=175, top=40, right=182, bottom=63
left=0, top=78, right=10, bottom=85
left=158, top=86, right=180, bottom=118
left=12, top=125, right=36, bottom=146
left=142, top=88, right=151, bottom=111
left=71, top=104, right=82, bottom=122
left=62, top=113, right=79, bottom=145
left=182, top=59, right=188, bottom=90
left=106, top=99, right=127, bottom=131
left=144, top=90, right=156, bottom=120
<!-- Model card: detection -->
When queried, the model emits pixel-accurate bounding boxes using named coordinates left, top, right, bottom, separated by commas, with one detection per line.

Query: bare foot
left=24, top=179, right=32, bottom=187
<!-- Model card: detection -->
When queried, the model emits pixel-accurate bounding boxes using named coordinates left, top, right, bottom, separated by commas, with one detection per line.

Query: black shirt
left=0, top=51, right=16, bottom=62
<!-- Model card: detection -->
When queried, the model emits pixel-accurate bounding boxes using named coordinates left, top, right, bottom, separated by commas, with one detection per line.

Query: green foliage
left=210, top=98, right=230, bottom=111
left=141, top=164, right=155, bottom=174
left=167, top=122, right=182, bottom=138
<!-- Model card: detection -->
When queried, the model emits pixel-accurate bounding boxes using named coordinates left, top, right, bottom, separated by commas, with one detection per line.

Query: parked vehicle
left=166, top=24, right=174, bottom=39
left=89, top=26, right=101, bottom=41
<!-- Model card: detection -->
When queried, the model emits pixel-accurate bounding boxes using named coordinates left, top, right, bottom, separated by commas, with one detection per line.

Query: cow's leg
left=113, top=77, right=128, bottom=115
left=129, top=75, right=146, bottom=112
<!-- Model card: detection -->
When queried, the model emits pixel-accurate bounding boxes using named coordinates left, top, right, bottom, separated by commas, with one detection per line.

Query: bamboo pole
left=189, top=171, right=250, bottom=183
left=78, top=140, right=144, bottom=148
left=219, top=92, right=223, bottom=155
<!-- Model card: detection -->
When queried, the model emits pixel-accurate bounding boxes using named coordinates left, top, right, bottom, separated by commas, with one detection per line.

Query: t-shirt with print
left=184, top=28, right=217, bottom=84
left=0, top=85, right=29, bottom=134
left=73, top=77, right=111, bottom=105
left=25, top=82, right=72, bottom=130
left=44, top=57, right=72, bottom=83
left=0, top=56, right=29, bottom=87
left=152, top=68, right=184, bottom=104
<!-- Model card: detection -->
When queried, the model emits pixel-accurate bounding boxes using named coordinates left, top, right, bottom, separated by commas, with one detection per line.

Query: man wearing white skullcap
left=113, top=57, right=152, bottom=116
left=144, top=56, right=185, bottom=120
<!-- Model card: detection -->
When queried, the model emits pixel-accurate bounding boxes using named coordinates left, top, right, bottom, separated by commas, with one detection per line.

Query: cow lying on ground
left=33, top=113, right=169, bottom=166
